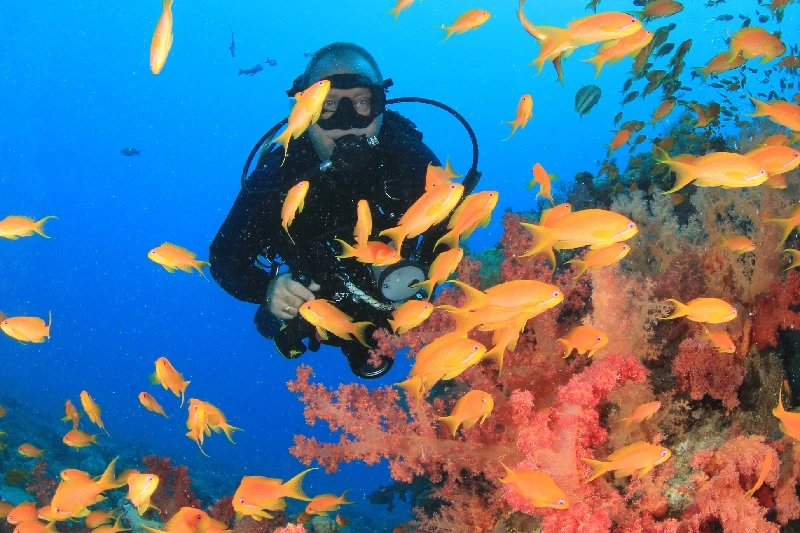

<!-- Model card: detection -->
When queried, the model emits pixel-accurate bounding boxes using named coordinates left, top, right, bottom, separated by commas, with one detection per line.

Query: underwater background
left=3, top=0, right=800, bottom=531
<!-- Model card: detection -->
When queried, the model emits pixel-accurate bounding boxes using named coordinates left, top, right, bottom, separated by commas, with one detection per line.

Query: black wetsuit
left=209, top=110, right=441, bottom=371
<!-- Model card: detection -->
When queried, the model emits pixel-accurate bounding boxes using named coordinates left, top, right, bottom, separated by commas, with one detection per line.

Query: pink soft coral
left=672, top=338, right=746, bottom=411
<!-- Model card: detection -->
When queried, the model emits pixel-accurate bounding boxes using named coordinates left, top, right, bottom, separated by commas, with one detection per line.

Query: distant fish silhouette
left=229, top=27, right=235, bottom=57
left=575, top=85, right=602, bottom=119
left=238, top=64, right=264, bottom=76
left=120, top=148, right=139, bottom=156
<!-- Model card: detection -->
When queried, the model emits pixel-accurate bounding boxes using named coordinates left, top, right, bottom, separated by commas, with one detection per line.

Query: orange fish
left=281, top=181, right=310, bottom=244
left=438, top=390, right=494, bottom=437
left=50, top=457, right=121, bottom=520
left=203, top=402, right=242, bottom=443
left=441, top=279, right=563, bottom=314
left=151, top=356, right=191, bottom=407
left=763, top=134, right=792, bottom=146
left=80, top=391, right=110, bottom=437
left=540, top=202, right=572, bottom=227
left=435, top=191, right=498, bottom=249
left=335, top=514, right=349, bottom=527
left=716, top=235, right=756, bottom=254
left=272, top=81, right=332, bottom=163
left=748, top=97, right=800, bottom=131
left=0, top=215, right=56, bottom=240
left=663, top=298, right=737, bottom=324
left=654, top=148, right=768, bottom=193
left=11, top=521, right=57, bottom=533
left=745, top=451, right=774, bottom=497
left=482, top=320, right=528, bottom=374
left=388, top=300, right=434, bottom=335
left=139, top=392, right=169, bottom=418
left=336, top=240, right=399, bottom=267
left=305, top=491, right=353, bottom=516
left=62, top=429, right=100, bottom=449
left=60, top=469, right=93, bottom=482
left=62, top=399, right=81, bottom=430
left=558, top=325, right=608, bottom=358
left=607, top=129, right=632, bottom=156
left=773, top=385, right=800, bottom=440
left=583, top=29, right=654, bottom=78
left=498, top=462, right=568, bottom=509
left=141, top=507, right=211, bottom=533
left=701, top=327, right=736, bottom=353
left=148, top=243, right=210, bottom=278
left=521, top=209, right=638, bottom=266
left=186, top=399, right=211, bottom=457
left=425, top=158, right=462, bottom=191
left=635, top=0, right=683, bottom=21
left=503, top=95, right=533, bottom=140
left=93, top=517, right=130, bottom=533
left=566, top=242, right=630, bottom=278
left=354, top=199, right=372, bottom=246
left=527, top=163, right=555, bottom=205
left=727, top=27, right=786, bottom=64
left=0, top=405, right=5, bottom=417
left=385, top=0, right=414, bottom=22
left=0, top=501, right=13, bottom=519
left=116, top=469, right=141, bottom=485
left=693, top=52, right=747, bottom=81
left=765, top=205, right=800, bottom=250
left=439, top=10, right=491, bottom=42
left=765, top=174, right=788, bottom=189
left=558, top=12, right=643, bottom=48
left=745, top=145, right=800, bottom=175
left=411, top=247, right=464, bottom=299
left=150, top=0, right=174, bottom=74
left=380, top=183, right=464, bottom=250
left=650, top=98, right=676, bottom=127
left=6, top=502, right=38, bottom=524
left=85, top=510, right=119, bottom=529
left=616, top=401, right=661, bottom=429
left=296, top=512, right=312, bottom=525
left=299, top=300, right=373, bottom=347
left=17, top=443, right=44, bottom=458
left=582, top=441, right=671, bottom=481
left=1, top=312, right=51, bottom=343
left=127, top=473, right=160, bottom=514
left=232, top=469, right=315, bottom=520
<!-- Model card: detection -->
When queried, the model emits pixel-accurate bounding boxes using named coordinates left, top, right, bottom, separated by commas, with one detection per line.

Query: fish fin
left=379, top=226, right=405, bottom=251
left=220, top=423, right=243, bottom=443
left=387, top=318, right=400, bottom=334
left=438, top=415, right=462, bottom=437
left=282, top=468, right=316, bottom=502
left=502, top=121, right=520, bottom=141
left=338, top=489, right=353, bottom=505
left=615, top=416, right=632, bottom=429
left=653, top=147, right=697, bottom=193
left=315, top=326, right=329, bottom=341
left=764, top=218, right=797, bottom=250
left=162, top=265, right=177, bottom=273
left=581, top=55, right=605, bottom=79
left=350, top=321, right=374, bottom=347
left=580, top=458, right=609, bottom=482
left=637, top=464, right=654, bottom=477
left=148, top=373, right=160, bottom=385
left=482, top=345, right=505, bottom=375
left=194, top=261, right=210, bottom=279
left=335, top=239, right=358, bottom=259
left=567, top=259, right=588, bottom=279
left=410, top=279, right=435, bottom=300
left=519, top=223, right=556, bottom=266
left=557, top=338, right=573, bottom=358
left=434, top=231, right=459, bottom=250
left=747, top=96, right=771, bottom=117
left=396, top=376, right=423, bottom=407
left=96, top=457, right=120, bottom=492
left=614, top=469, right=636, bottom=479
left=451, top=281, right=487, bottom=310
left=663, top=298, right=689, bottom=320
left=34, top=216, right=56, bottom=238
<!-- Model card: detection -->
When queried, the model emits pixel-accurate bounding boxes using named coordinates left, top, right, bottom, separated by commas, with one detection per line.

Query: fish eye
left=660, top=450, right=668, bottom=457
left=553, top=290, right=560, bottom=297
left=54, top=508, right=60, bottom=513
left=732, top=309, right=738, bottom=314
left=597, top=336, right=602, bottom=341
left=557, top=499, right=565, bottom=505
left=622, top=245, right=628, bottom=250
left=628, top=222, right=635, bottom=228
left=239, top=498, right=245, bottom=504
left=146, top=475, right=153, bottom=481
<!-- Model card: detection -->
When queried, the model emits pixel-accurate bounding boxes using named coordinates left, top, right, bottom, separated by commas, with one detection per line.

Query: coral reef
left=141, top=455, right=201, bottom=520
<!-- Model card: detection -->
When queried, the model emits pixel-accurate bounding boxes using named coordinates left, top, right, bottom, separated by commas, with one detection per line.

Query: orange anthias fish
left=663, top=298, right=737, bottom=324
left=151, top=356, right=191, bottom=407
left=1, top=312, right=52, bottom=343
left=141, top=507, right=211, bottom=533
left=439, top=9, right=491, bottom=42
left=503, top=95, right=533, bottom=140
left=616, top=401, right=661, bottom=429
left=139, top=392, right=169, bottom=418
left=380, top=182, right=464, bottom=250
left=693, top=52, right=747, bottom=81
left=85, top=510, right=119, bottom=529
left=635, top=0, right=683, bottom=21
left=607, top=129, right=632, bottom=157
left=17, top=443, right=44, bottom=458
left=438, top=390, right=494, bottom=437
left=0, top=215, right=56, bottom=240
left=540, top=202, right=572, bottom=227
left=336, top=240, right=399, bottom=267
left=426, top=158, right=462, bottom=191
left=60, top=469, right=93, bottom=482
left=441, top=279, right=563, bottom=314
left=80, top=391, right=110, bottom=437
left=435, top=191, right=499, bottom=250
left=11, top=520, right=58, bottom=533
left=281, top=181, right=310, bottom=244
left=272, top=80, right=332, bottom=162
left=654, top=148, right=768, bottom=193
left=498, top=462, right=569, bottom=509
left=50, top=457, right=122, bottom=520
left=521, top=209, right=638, bottom=266
left=203, top=401, right=242, bottom=443
left=583, top=29, right=654, bottom=78
left=148, top=243, right=210, bottom=278
left=727, top=27, right=786, bottom=64
left=566, top=242, right=630, bottom=279
left=150, top=0, right=174, bottom=74
left=582, top=441, right=671, bottom=481
left=127, top=473, right=160, bottom=515
left=765, top=205, right=800, bottom=250
left=6, top=503, right=38, bottom=525
left=701, top=327, right=736, bottom=353
left=716, top=235, right=756, bottom=254
left=558, top=325, right=608, bottom=358
left=766, top=174, right=789, bottom=188
left=232, top=469, right=315, bottom=520
left=186, top=399, right=211, bottom=457
left=411, top=247, right=464, bottom=299
left=745, top=146, right=800, bottom=175
left=763, top=134, right=792, bottom=146
left=748, top=97, right=800, bottom=131
left=62, top=399, right=81, bottom=429
left=354, top=199, right=372, bottom=246
left=773, top=385, right=800, bottom=441
left=388, top=300, right=434, bottom=335
left=650, top=99, right=676, bottom=127
left=299, top=299, right=374, bottom=347
left=385, top=0, right=414, bottom=22
left=691, top=101, right=720, bottom=128
left=745, top=452, right=774, bottom=498
left=564, top=12, right=642, bottom=47
left=305, top=491, right=353, bottom=516
left=62, top=429, right=100, bottom=449
left=528, top=163, right=555, bottom=205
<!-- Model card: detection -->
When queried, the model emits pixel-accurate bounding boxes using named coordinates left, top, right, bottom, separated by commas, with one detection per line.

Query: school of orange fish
left=3, top=0, right=800, bottom=525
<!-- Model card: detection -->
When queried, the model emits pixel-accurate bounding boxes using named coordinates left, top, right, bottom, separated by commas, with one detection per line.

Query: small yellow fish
left=498, top=462, right=568, bottom=509
left=148, top=243, right=210, bottom=278
left=616, top=401, right=661, bottom=429
left=281, top=181, right=310, bottom=244
left=1, top=312, right=52, bottom=343
left=557, top=325, right=608, bottom=358
left=663, top=297, right=737, bottom=324
left=566, top=242, right=630, bottom=279
left=439, top=9, right=491, bottom=42
left=582, top=441, right=671, bottom=481
left=701, top=327, right=736, bottom=353
left=438, top=390, right=494, bottom=437
left=0, top=215, right=57, bottom=240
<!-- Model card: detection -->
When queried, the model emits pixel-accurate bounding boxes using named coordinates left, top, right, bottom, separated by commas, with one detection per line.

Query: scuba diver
left=210, top=42, right=480, bottom=379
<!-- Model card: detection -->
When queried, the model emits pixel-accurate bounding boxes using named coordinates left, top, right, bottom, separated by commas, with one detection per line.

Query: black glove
left=330, top=134, right=373, bottom=174
left=273, top=318, right=320, bottom=359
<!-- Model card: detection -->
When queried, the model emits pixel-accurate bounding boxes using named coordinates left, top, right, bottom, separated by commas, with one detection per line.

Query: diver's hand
left=330, top=134, right=373, bottom=173
left=266, top=273, right=320, bottom=320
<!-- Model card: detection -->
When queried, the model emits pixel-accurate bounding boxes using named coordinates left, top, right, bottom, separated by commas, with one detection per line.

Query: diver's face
left=308, top=86, right=381, bottom=160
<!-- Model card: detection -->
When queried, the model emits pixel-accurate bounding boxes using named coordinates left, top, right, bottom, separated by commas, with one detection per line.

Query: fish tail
left=194, top=261, right=210, bottom=279
left=46, top=311, right=52, bottom=335
left=221, top=422, right=243, bottom=443
left=557, top=338, right=573, bottom=358
left=581, top=457, right=610, bottom=482
left=34, top=216, right=57, bottom=238
left=582, top=56, right=605, bottom=79
left=350, top=321, right=375, bottom=347
left=96, top=457, right=120, bottom=491
left=379, top=226, right=405, bottom=251
left=410, top=279, right=436, bottom=299
left=691, top=67, right=710, bottom=83
left=519, top=223, right=556, bottom=266
left=337, top=489, right=353, bottom=505
left=282, top=468, right=316, bottom=502
left=335, top=239, right=358, bottom=259
left=448, top=310, right=478, bottom=336
left=765, top=217, right=797, bottom=250
left=438, top=415, right=462, bottom=437
left=162, top=0, right=173, bottom=10
left=482, top=344, right=505, bottom=375
left=498, top=461, right=516, bottom=484
left=664, top=299, right=689, bottom=320
left=438, top=25, right=455, bottom=42
left=502, top=121, right=520, bottom=141
left=396, top=376, right=423, bottom=407
left=615, top=416, right=633, bottom=429
left=747, top=96, right=771, bottom=117
left=273, top=128, right=293, bottom=163
left=653, top=147, right=697, bottom=193
left=180, top=384, right=189, bottom=408
left=434, top=230, right=460, bottom=250
left=451, top=280, right=487, bottom=310
left=387, top=319, right=401, bottom=334
left=567, top=259, right=588, bottom=279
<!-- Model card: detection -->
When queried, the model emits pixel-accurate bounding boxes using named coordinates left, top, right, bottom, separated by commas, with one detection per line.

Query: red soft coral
left=752, top=270, right=800, bottom=350
left=672, top=338, right=746, bottom=411
left=142, top=455, right=201, bottom=520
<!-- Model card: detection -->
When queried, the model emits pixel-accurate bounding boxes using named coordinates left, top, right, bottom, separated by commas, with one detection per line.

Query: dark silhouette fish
left=120, top=148, right=139, bottom=156
left=622, top=91, right=640, bottom=106
left=238, top=64, right=264, bottom=76
left=229, top=27, right=235, bottom=57
left=714, top=14, right=734, bottom=21
left=264, top=58, right=277, bottom=67
left=575, top=85, right=601, bottom=118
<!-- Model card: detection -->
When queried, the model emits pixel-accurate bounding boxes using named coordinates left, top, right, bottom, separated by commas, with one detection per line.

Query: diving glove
left=273, top=319, right=319, bottom=359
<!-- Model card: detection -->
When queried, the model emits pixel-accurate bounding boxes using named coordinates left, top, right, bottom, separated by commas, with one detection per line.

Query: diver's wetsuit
left=209, top=110, right=441, bottom=376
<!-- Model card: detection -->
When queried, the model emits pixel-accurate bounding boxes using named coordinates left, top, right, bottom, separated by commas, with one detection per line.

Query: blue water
left=1, top=0, right=795, bottom=529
